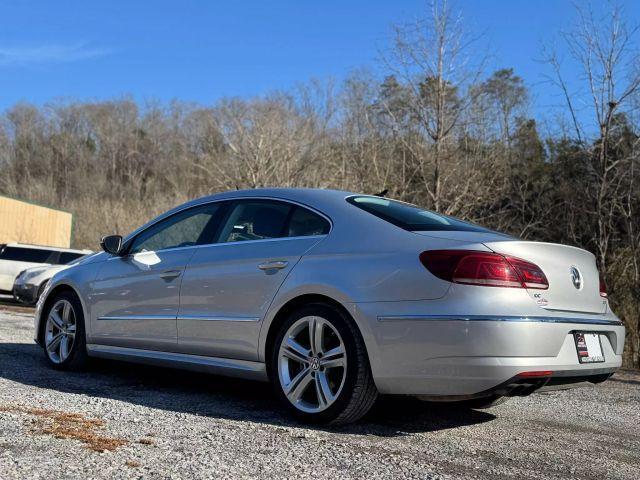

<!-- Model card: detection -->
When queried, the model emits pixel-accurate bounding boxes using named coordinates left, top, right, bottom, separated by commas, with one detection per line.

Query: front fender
left=33, top=263, right=100, bottom=345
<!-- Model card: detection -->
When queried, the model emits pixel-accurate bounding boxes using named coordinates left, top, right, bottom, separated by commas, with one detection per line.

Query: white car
left=13, top=254, right=92, bottom=304
left=0, top=244, right=90, bottom=298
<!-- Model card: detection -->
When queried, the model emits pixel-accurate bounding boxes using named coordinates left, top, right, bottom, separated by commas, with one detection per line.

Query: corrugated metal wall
left=0, top=196, right=73, bottom=248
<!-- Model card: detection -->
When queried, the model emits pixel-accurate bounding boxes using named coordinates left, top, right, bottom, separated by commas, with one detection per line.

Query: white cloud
left=0, top=44, right=111, bottom=66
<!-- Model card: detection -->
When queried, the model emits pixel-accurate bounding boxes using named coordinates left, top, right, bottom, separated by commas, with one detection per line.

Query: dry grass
left=0, top=405, right=127, bottom=452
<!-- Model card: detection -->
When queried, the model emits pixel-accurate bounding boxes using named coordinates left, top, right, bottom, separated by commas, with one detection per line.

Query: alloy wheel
left=278, top=316, right=347, bottom=413
left=45, top=299, right=76, bottom=364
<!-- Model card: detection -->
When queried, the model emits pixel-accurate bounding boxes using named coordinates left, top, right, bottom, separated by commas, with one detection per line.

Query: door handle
left=160, top=269, right=182, bottom=279
left=258, top=261, right=289, bottom=271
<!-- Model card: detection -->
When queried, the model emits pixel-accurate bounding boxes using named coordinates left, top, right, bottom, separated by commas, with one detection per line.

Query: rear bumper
left=352, top=302, right=624, bottom=396
left=418, top=368, right=617, bottom=402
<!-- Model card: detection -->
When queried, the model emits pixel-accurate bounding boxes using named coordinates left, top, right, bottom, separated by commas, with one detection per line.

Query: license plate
left=574, top=333, right=605, bottom=363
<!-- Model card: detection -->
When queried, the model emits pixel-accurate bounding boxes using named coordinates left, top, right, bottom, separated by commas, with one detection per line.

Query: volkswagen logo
left=570, top=266, right=582, bottom=290
left=309, top=356, right=321, bottom=371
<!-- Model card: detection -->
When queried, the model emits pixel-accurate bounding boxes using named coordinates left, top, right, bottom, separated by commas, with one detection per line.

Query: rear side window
left=58, top=252, right=86, bottom=264
left=0, top=247, right=55, bottom=263
left=347, top=196, right=491, bottom=232
left=217, top=200, right=331, bottom=243
left=219, top=201, right=292, bottom=243
left=288, top=207, right=330, bottom=237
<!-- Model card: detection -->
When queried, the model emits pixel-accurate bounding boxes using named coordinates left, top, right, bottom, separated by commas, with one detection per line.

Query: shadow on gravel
left=609, top=377, right=640, bottom=386
left=0, top=341, right=495, bottom=437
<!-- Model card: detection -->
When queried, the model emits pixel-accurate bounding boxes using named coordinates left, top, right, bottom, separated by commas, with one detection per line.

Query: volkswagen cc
left=34, top=189, right=625, bottom=424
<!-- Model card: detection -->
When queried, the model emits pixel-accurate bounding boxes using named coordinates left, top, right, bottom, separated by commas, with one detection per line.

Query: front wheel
left=269, top=304, right=378, bottom=425
left=41, top=292, right=88, bottom=370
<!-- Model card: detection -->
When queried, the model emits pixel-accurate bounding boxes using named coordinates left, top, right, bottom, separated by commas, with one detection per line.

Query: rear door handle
left=160, top=269, right=182, bottom=279
left=258, top=261, right=289, bottom=271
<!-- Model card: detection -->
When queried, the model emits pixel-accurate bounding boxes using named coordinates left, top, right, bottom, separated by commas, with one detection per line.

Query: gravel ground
left=0, top=305, right=639, bottom=480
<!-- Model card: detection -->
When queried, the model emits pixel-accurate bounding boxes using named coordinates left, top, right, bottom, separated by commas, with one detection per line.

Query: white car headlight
left=21, top=270, right=43, bottom=283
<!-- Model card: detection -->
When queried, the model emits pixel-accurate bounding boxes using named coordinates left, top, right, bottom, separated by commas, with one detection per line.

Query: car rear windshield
left=347, top=196, right=491, bottom=232
left=0, top=246, right=55, bottom=263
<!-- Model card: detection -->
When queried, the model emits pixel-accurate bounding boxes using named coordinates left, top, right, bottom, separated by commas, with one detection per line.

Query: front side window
left=218, top=201, right=292, bottom=243
left=0, top=247, right=55, bottom=263
left=347, top=196, right=491, bottom=233
left=128, top=203, right=221, bottom=254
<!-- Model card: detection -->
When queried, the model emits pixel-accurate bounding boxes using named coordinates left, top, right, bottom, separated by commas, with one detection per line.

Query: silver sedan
left=34, top=188, right=625, bottom=424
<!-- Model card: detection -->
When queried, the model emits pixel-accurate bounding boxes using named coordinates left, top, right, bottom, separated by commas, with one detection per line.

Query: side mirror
left=100, top=235, right=124, bottom=256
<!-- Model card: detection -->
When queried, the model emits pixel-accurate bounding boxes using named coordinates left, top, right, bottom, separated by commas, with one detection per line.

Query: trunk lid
left=483, top=240, right=607, bottom=314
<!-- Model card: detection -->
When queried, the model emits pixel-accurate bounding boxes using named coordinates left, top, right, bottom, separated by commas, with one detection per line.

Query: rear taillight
left=599, top=275, right=608, bottom=298
left=419, top=250, right=549, bottom=290
left=506, top=256, right=549, bottom=289
left=452, top=252, right=522, bottom=288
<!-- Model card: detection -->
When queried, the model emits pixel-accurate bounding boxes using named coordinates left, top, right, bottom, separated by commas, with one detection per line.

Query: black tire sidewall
left=269, top=303, right=363, bottom=424
left=42, top=291, right=87, bottom=370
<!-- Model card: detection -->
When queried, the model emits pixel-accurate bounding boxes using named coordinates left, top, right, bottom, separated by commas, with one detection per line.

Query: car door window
left=218, top=201, right=292, bottom=243
left=0, top=247, right=54, bottom=263
left=128, top=203, right=221, bottom=254
left=287, top=207, right=330, bottom=237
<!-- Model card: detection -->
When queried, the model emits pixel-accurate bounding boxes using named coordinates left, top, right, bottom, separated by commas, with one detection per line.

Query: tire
left=41, top=291, right=89, bottom=371
left=269, top=303, right=378, bottom=425
left=456, top=395, right=509, bottom=410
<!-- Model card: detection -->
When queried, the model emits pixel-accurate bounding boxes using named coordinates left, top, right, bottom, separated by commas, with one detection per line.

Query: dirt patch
left=0, top=405, right=127, bottom=452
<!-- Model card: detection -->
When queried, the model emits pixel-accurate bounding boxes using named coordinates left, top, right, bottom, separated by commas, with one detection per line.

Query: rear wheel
left=42, top=292, right=88, bottom=370
left=269, top=304, right=378, bottom=425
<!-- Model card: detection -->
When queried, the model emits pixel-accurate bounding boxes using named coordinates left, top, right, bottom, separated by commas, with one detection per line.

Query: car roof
left=165, top=188, right=360, bottom=219
left=196, top=188, right=354, bottom=205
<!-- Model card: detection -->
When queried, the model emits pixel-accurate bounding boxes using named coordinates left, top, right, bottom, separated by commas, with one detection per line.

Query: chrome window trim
left=118, top=196, right=333, bottom=256
left=192, top=234, right=327, bottom=249
left=376, top=314, right=623, bottom=326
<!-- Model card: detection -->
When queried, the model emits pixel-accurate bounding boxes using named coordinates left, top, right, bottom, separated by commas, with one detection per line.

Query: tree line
left=0, top=2, right=638, bottom=366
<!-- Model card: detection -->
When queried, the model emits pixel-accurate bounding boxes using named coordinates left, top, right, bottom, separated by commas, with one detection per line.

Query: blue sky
left=1, top=0, right=638, bottom=126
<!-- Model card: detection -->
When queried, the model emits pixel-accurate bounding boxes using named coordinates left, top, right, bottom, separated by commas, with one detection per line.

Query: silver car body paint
left=34, top=188, right=624, bottom=398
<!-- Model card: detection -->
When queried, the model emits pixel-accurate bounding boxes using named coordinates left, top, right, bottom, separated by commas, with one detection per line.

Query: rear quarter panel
left=257, top=209, right=493, bottom=361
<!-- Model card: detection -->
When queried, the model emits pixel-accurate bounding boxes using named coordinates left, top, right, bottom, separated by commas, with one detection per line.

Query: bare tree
left=546, top=2, right=640, bottom=270
left=379, top=0, right=485, bottom=211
